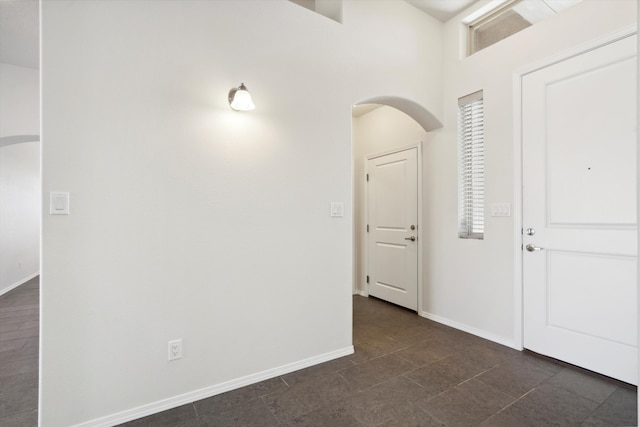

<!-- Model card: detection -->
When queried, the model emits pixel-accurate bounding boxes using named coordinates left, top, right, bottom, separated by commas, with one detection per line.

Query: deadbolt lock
left=410, top=225, right=416, bottom=230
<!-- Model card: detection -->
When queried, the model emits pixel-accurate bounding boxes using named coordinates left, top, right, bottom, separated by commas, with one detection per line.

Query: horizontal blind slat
left=457, top=92, right=484, bottom=239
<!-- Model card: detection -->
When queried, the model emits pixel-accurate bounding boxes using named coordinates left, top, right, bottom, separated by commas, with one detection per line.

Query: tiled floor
left=1, top=282, right=637, bottom=426
left=0, top=276, right=39, bottom=427
left=121, top=295, right=638, bottom=426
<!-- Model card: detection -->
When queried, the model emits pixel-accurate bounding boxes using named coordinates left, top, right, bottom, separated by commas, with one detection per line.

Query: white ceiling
left=404, top=0, right=481, bottom=22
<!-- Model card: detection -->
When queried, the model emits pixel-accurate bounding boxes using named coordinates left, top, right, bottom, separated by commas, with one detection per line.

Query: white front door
left=522, top=35, right=637, bottom=384
left=367, top=147, right=418, bottom=311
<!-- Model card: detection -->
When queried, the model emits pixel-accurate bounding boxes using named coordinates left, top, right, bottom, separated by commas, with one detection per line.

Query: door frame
left=362, top=142, right=423, bottom=313
left=512, top=25, right=638, bottom=351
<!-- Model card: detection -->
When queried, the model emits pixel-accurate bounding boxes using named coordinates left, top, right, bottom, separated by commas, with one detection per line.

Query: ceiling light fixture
left=228, top=83, right=255, bottom=111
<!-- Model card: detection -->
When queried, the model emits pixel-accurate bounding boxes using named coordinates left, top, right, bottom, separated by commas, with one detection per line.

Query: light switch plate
left=491, top=202, right=511, bottom=217
left=50, top=192, right=70, bottom=215
left=330, top=202, right=344, bottom=217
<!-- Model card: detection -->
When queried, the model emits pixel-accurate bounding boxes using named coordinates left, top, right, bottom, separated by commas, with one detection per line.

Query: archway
left=351, top=96, right=442, bottom=310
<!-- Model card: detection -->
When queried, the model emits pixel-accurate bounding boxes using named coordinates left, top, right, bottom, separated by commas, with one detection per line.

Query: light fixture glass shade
left=229, top=83, right=255, bottom=111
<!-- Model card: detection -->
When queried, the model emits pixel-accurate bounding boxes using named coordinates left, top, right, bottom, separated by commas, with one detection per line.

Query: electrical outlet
left=168, top=339, right=182, bottom=361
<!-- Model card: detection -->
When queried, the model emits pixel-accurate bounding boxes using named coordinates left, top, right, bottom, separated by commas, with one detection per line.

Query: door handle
left=405, top=236, right=416, bottom=241
left=525, top=244, right=543, bottom=252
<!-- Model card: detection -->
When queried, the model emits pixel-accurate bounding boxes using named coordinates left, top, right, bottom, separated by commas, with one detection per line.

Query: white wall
left=0, top=141, right=40, bottom=294
left=352, top=106, right=428, bottom=294
left=0, top=63, right=39, bottom=138
left=0, top=63, right=40, bottom=294
left=40, top=1, right=443, bottom=425
left=423, top=0, right=637, bottom=347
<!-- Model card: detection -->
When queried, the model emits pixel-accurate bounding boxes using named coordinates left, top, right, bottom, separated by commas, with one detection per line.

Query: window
left=458, top=90, right=484, bottom=239
left=465, top=0, right=582, bottom=56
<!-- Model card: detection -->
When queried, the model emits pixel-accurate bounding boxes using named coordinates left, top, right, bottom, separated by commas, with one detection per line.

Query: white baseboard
left=74, top=345, right=355, bottom=427
left=0, top=272, right=39, bottom=297
left=353, top=290, right=368, bottom=297
left=419, top=310, right=520, bottom=351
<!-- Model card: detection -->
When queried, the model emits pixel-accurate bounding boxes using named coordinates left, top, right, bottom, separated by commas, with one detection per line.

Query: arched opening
left=354, top=96, right=443, bottom=133
left=351, top=97, right=441, bottom=312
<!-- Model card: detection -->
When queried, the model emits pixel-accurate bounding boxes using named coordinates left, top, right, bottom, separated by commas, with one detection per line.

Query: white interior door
left=367, top=147, right=418, bottom=311
left=522, top=35, right=637, bottom=384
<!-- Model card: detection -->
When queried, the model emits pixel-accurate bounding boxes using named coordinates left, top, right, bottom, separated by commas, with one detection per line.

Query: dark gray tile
left=0, top=313, right=39, bottom=326
left=476, top=355, right=558, bottom=398
left=545, top=368, right=617, bottom=404
left=375, top=405, right=447, bottom=427
left=0, top=304, right=38, bottom=315
left=404, top=355, right=485, bottom=398
left=349, top=336, right=409, bottom=364
left=423, top=379, right=514, bottom=426
left=0, top=327, right=39, bottom=343
left=394, top=339, right=452, bottom=367
left=195, top=377, right=287, bottom=416
left=0, top=308, right=38, bottom=320
left=0, top=371, right=39, bottom=395
left=198, top=398, right=281, bottom=427
left=0, top=345, right=39, bottom=362
left=339, top=354, right=417, bottom=391
left=453, top=344, right=510, bottom=370
left=581, top=387, right=637, bottom=427
left=0, top=387, right=38, bottom=419
left=0, top=320, right=38, bottom=334
left=121, top=404, right=197, bottom=426
left=0, top=357, right=38, bottom=379
left=343, top=376, right=435, bottom=425
left=0, top=408, right=38, bottom=427
left=289, top=404, right=364, bottom=427
left=387, top=322, right=429, bottom=339
left=0, top=336, right=38, bottom=353
left=507, top=351, right=564, bottom=374
left=281, top=356, right=355, bottom=387
left=481, top=383, right=600, bottom=427
left=263, top=372, right=356, bottom=423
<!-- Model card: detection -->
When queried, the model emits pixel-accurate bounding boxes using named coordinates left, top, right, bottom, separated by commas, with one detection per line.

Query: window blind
left=458, top=90, right=484, bottom=239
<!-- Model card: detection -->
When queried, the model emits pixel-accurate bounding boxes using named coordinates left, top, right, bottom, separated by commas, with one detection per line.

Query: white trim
left=420, top=310, right=519, bottom=350
left=514, top=25, right=637, bottom=78
left=70, top=346, right=354, bottom=427
left=636, top=9, right=640, bottom=414
left=512, top=63, right=524, bottom=351
left=364, top=143, right=423, bottom=312
left=512, top=25, right=638, bottom=352
left=416, top=141, right=424, bottom=315
left=0, top=272, right=39, bottom=297
left=365, top=143, right=419, bottom=161
left=353, top=290, right=368, bottom=297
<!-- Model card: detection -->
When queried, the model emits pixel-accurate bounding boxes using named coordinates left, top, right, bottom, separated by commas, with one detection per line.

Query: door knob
left=405, top=236, right=416, bottom=241
left=525, top=244, right=543, bottom=252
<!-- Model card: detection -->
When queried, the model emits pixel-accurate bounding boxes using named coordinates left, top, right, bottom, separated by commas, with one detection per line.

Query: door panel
left=367, top=148, right=418, bottom=310
left=522, top=35, right=637, bottom=384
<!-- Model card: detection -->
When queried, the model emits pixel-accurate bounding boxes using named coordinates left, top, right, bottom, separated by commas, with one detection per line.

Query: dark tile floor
left=0, top=276, right=39, bottom=427
left=1, top=282, right=637, bottom=426
left=120, top=295, right=638, bottom=426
